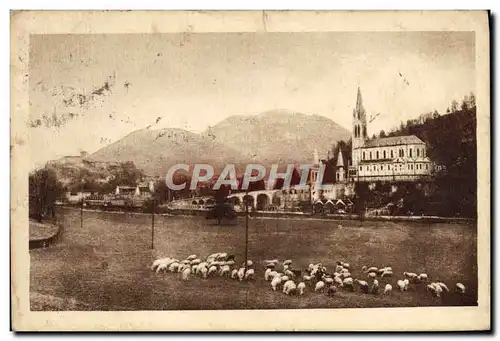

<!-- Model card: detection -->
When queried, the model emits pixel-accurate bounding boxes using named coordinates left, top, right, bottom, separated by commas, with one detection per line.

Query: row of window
left=360, top=163, right=429, bottom=172
left=362, top=147, right=425, bottom=160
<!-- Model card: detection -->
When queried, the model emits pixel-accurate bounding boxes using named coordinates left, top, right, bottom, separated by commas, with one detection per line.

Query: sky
left=28, top=32, right=475, bottom=170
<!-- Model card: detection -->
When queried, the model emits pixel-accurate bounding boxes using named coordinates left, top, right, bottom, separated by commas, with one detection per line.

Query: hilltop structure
left=348, top=87, right=434, bottom=182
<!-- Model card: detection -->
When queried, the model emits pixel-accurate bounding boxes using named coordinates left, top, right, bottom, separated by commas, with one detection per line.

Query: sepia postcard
left=11, top=10, right=490, bottom=331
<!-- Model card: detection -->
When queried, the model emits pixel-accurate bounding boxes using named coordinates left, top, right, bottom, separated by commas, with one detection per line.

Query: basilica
left=346, top=87, right=434, bottom=182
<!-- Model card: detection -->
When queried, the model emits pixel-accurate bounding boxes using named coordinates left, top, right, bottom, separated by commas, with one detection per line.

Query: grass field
left=30, top=208, right=478, bottom=310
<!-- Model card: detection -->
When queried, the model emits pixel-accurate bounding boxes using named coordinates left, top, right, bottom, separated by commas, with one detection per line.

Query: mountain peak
left=89, top=109, right=351, bottom=176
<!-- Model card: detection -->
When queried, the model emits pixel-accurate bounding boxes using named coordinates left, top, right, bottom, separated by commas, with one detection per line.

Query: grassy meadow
left=30, top=208, right=478, bottom=310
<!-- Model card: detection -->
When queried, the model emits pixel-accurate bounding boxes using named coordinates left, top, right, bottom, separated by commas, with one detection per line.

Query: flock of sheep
left=150, top=253, right=467, bottom=300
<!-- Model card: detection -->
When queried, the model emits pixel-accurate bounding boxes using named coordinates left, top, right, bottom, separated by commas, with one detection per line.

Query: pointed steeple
left=355, top=86, right=365, bottom=118
left=336, top=149, right=345, bottom=168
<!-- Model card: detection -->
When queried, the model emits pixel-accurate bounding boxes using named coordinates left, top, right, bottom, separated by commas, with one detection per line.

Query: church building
left=347, top=87, right=434, bottom=182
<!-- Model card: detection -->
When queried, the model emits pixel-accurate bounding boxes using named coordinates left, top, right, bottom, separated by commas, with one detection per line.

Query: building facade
left=348, top=87, right=434, bottom=182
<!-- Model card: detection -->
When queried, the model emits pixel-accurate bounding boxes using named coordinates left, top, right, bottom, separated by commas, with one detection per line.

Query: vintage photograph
left=11, top=11, right=490, bottom=331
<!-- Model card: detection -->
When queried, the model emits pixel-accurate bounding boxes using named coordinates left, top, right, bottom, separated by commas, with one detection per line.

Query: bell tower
left=352, top=86, right=367, bottom=167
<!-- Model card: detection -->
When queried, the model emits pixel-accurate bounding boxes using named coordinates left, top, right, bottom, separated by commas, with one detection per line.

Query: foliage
left=358, top=93, right=477, bottom=217
left=29, top=167, right=65, bottom=222
left=207, top=185, right=235, bottom=224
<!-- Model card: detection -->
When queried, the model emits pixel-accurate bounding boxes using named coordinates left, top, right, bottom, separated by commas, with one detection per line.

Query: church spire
left=336, top=149, right=345, bottom=168
left=355, top=86, right=365, bottom=118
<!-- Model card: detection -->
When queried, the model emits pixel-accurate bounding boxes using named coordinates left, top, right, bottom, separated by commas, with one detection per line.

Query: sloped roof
left=363, top=135, right=425, bottom=148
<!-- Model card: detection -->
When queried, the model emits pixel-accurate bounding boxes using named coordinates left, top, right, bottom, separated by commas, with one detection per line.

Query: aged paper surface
left=11, top=10, right=490, bottom=331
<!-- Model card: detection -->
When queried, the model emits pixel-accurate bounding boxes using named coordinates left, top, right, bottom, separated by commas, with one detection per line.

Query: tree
left=379, top=130, right=386, bottom=138
left=469, top=92, right=476, bottom=108
left=461, top=96, right=469, bottom=111
left=432, top=110, right=440, bottom=119
left=153, top=179, right=169, bottom=204
left=450, top=100, right=459, bottom=113
left=207, top=185, right=235, bottom=225
left=29, top=167, right=64, bottom=222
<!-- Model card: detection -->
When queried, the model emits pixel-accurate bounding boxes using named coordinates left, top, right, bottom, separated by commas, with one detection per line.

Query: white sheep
left=335, top=265, right=343, bottom=273
left=271, top=276, right=282, bottom=291
left=283, top=264, right=290, bottom=271
left=362, top=266, right=378, bottom=273
left=343, top=277, right=354, bottom=291
left=168, top=262, right=179, bottom=273
left=324, top=277, right=334, bottom=285
left=231, top=269, right=238, bottom=279
left=270, top=271, right=279, bottom=279
left=192, top=264, right=199, bottom=274
left=177, top=264, right=186, bottom=273
left=427, top=283, right=443, bottom=297
left=151, top=257, right=170, bottom=271
left=283, top=259, right=293, bottom=266
left=190, top=258, right=201, bottom=266
left=355, top=279, right=369, bottom=293
left=181, top=267, right=191, bottom=281
left=297, top=282, right=306, bottom=295
left=456, top=283, right=466, bottom=294
left=281, top=275, right=290, bottom=282
left=264, top=268, right=273, bottom=281
left=237, top=267, right=245, bottom=281
left=436, top=282, right=449, bottom=293
left=303, top=274, right=313, bottom=283
left=418, top=273, right=428, bottom=282
left=284, top=269, right=294, bottom=278
left=156, top=263, right=168, bottom=273
left=403, top=272, right=418, bottom=280
left=367, top=272, right=377, bottom=280
left=397, top=280, right=407, bottom=291
left=208, top=265, right=218, bottom=277
left=315, top=281, right=325, bottom=292
left=384, top=284, right=392, bottom=295
left=245, top=268, right=255, bottom=280
left=342, top=272, right=352, bottom=279
left=427, top=283, right=438, bottom=295
left=381, top=270, right=393, bottom=278
left=200, top=266, right=208, bottom=279
left=225, top=260, right=235, bottom=266
left=283, top=280, right=295, bottom=293
left=284, top=282, right=297, bottom=296
left=246, top=260, right=253, bottom=267
left=220, top=265, right=231, bottom=277
left=334, top=276, right=343, bottom=287
left=187, top=254, right=197, bottom=261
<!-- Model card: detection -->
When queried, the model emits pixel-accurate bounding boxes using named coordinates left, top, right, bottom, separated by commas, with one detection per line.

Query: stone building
left=348, top=87, right=433, bottom=182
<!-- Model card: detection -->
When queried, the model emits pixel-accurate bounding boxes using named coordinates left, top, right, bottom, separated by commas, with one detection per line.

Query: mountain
left=88, top=128, right=245, bottom=176
left=203, top=109, right=351, bottom=165
left=87, top=110, right=351, bottom=176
